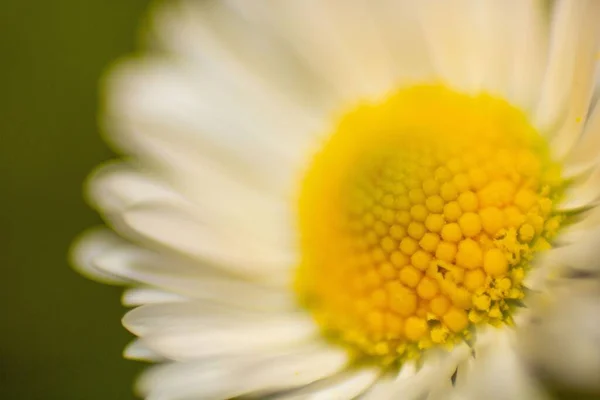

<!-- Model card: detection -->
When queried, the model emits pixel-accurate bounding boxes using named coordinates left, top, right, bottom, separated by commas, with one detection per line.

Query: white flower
left=72, top=1, right=600, bottom=399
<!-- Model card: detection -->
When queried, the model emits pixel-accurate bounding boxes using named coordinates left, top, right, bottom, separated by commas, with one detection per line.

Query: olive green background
left=0, top=1, right=598, bottom=399
left=1, top=1, right=149, bottom=399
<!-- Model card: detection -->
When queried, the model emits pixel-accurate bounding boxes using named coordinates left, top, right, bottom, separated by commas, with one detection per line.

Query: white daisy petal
left=535, top=0, right=599, bottom=131
left=560, top=162, right=600, bottom=210
left=86, top=162, right=180, bottom=212
left=104, top=58, right=316, bottom=195
left=545, top=225, right=600, bottom=273
left=70, top=228, right=132, bottom=285
left=121, top=203, right=294, bottom=282
left=418, top=0, right=547, bottom=100
left=124, top=339, right=166, bottom=362
left=549, top=2, right=600, bottom=158
left=563, top=99, right=600, bottom=176
left=138, top=342, right=349, bottom=400
left=273, top=368, right=380, bottom=400
left=458, top=331, right=548, bottom=400
left=130, top=307, right=318, bottom=361
left=520, top=281, right=600, bottom=391
left=121, top=288, right=187, bottom=306
left=97, top=245, right=295, bottom=310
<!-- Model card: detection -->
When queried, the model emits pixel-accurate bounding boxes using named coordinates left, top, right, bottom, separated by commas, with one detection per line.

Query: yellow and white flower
left=72, top=1, right=600, bottom=399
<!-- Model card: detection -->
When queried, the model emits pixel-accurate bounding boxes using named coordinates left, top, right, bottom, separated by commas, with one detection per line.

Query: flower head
left=73, top=1, right=600, bottom=399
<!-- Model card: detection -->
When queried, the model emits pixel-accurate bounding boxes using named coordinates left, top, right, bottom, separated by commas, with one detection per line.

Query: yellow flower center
left=296, top=85, right=565, bottom=365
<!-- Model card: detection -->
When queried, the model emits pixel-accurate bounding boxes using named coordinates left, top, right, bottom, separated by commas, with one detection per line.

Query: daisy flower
left=72, top=1, right=600, bottom=399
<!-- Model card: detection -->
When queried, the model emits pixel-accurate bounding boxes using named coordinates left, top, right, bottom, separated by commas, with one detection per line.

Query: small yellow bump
left=419, top=232, right=440, bottom=253
left=430, top=295, right=451, bottom=316
left=400, top=237, right=419, bottom=255
left=528, top=214, right=545, bottom=234
left=409, top=189, right=426, bottom=204
left=453, top=173, right=470, bottom=192
left=425, top=195, right=445, bottom=213
left=468, top=309, right=484, bottom=323
left=389, top=224, right=407, bottom=240
left=395, top=197, right=411, bottom=211
left=479, top=207, right=505, bottom=236
left=435, top=241, right=457, bottom=263
left=411, top=250, right=432, bottom=271
left=371, top=248, right=386, bottom=263
left=451, top=287, right=472, bottom=309
left=456, top=239, right=483, bottom=269
left=399, top=266, right=423, bottom=288
left=374, top=221, right=388, bottom=236
left=434, top=166, right=452, bottom=182
left=385, top=313, right=404, bottom=338
left=391, top=251, right=409, bottom=268
left=382, top=194, right=395, bottom=208
left=504, top=206, right=525, bottom=227
left=389, top=285, right=417, bottom=317
left=468, top=168, right=488, bottom=190
left=405, top=316, right=429, bottom=341
left=422, top=179, right=439, bottom=196
left=382, top=209, right=395, bottom=224
left=488, top=305, right=503, bottom=319
left=410, top=204, right=428, bottom=222
left=464, top=269, right=486, bottom=291
left=441, top=223, right=463, bottom=242
left=443, top=201, right=462, bottom=222
left=483, top=248, right=508, bottom=276
left=366, top=310, right=384, bottom=332
left=408, top=222, right=426, bottom=240
left=457, top=191, right=478, bottom=212
left=430, top=325, right=449, bottom=344
left=377, top=263, right=395, bottom=280
left=473, top=294, right=491, bottom=311
left=458, top=212, right=482, bottom=237
left=518, top=223, right=535, bottom=242
left=417, top=277, right=439, bottom=300
left=496, top=277, right=512, bottom=291
left=363, top=213, right=375, bottom=227
left=396, top=210, right=411, bottom=225
left=440, top=182, right=459, bottom=201
left=514, top=189, right=537, bottom=212
left=364, top=269, right=382, bottom=289
left=443, top=308, right=469, bottom=333
left=478, top=179, right=515, bottom=208
left=380, top=237, right=397, bottom=253
left=371, top=289, right=388, bottom=308
left=425, top=214, right=445, bottom=233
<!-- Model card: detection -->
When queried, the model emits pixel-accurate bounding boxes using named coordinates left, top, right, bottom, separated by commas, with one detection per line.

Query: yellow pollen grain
left=436, top=241, right=457, bottom=263
left=443, top=201, right=462, bottom=222
left=430, top=295, right=451, bottom=316
left=441, top=223, right=463, bottom=242
left=399, top=266, right=423, bottom=288
left=400, top=237, right=419, bottom=255
left=419, top=232, right=440, bottom=253
left=405, top=316, right=429, bottom=341
left=425, top=214, right=444, bottom=233
left=458, top=191, right=478, bottom=212
left=410, top=205, right=428, bottom=222
left=426, top=195, right=445, bottom=213
left=389, top=225, right=407, bottom=241
left=443, top=308, right=469, bottom=333
left=296, top=84, right=565, bottom=365
left=408, top=222, right=426, bottom=240
left=483, top=248, right=508, bottom=276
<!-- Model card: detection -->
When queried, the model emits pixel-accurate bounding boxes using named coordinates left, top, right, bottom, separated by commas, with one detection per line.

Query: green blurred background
left=0, top=1, right=598, bottom=399
left=1, top=1, right=149, bottom=399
